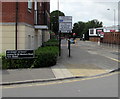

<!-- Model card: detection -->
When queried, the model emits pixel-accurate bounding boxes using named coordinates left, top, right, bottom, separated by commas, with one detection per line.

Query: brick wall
left=89, top=32, right=120, bottom=44
left=1, top=2, right=50, bottom=26
left=102, top=32, right=120, bottom=44
left=1, top=2, right=34, bottom=25
left=89, top=37, right=100, bottom=42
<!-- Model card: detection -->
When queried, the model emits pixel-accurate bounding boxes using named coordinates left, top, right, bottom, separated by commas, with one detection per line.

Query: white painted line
left=87, top=51, right=98, bottom=54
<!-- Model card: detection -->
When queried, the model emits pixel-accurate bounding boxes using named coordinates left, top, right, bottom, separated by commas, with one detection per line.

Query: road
left=2, top=72, right=119, bottom=97
left=60, top=40, right=119, bottom=73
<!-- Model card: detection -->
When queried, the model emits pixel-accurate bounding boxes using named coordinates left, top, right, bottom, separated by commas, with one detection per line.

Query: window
left=28, top=0, right=33, bottom=10
left=90, top=29, right=94, bottom=34
left=40, top=2, right=42, bottom=7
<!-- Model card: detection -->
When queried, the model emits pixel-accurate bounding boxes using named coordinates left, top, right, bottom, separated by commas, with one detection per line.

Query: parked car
left=70, top=39, right=75, bottom=44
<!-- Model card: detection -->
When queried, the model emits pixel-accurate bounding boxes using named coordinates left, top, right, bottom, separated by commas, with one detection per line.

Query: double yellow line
left=105, top=56, right=120, bottom=63
left=2, top=72, right=119, bottom=89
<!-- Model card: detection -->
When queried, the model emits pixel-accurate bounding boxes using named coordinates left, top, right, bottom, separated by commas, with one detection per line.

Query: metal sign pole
left=59, top=31, right=61, bottom=56
left=68, top=32, right=71, bottom=57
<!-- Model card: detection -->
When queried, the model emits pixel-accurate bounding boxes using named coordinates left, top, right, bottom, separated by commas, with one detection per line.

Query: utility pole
left=15, top=1, right=18, bottom=50
left=58, top=0, right=61, bottom=56
left=114, top=9, right=116, bottom=31
left=107, top=8, right=116, bottom=30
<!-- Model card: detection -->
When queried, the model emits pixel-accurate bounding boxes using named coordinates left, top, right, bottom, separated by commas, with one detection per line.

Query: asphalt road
left=60, top=40, right=118, bottom=71
left=2, top=72, right=119, bottom=97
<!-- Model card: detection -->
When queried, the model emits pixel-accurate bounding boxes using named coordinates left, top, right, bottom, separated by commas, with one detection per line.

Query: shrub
left=42, top=39, right=59, bottom=47
left=1, top=42, right=59, bottom=69
left=0, top=53, right=5, bottom=57
left=34, top=46, right=59, bottom=68
left=2, top=55, right=34, bottom=69
left=47, top=39, right=58, bottom=42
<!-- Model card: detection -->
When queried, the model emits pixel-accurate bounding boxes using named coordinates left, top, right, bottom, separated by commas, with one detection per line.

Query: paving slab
left=2, top=68, right=55, bottom=83
left=51, top=64, right=74, bottom=78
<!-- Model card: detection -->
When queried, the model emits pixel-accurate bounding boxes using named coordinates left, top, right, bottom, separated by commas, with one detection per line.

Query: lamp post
left=57, top=0, right=61, bottom=56
left=107, top=8, right=116, bottom=30
left=107, top=8, right=116, bottom=46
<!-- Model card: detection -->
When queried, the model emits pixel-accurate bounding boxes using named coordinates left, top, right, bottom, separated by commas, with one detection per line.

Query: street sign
left=59, top=16, right=72, bottom=33
left=59, top=22, right=72, bottom=33
left=59, top=16, right=72, bottom=23
left=100, top=32, right=104, bottom=38
left=6, top=50, right=34, bottom=59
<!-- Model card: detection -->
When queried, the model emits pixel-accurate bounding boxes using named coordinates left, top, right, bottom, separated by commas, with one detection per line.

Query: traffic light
left=72, top=33, right=76, bottom=40
left=73, top=33, right=76, bottom=36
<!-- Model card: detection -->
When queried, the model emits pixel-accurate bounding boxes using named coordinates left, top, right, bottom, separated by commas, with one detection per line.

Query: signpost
left=6, top=50, right=34, bottom=59
left=59, top=16, right=72, bottom=33
left=59, top=16, right=72, bottom=57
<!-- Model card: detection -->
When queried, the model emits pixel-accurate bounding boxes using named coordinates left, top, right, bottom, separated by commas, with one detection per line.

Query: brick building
left=0, top=1, right=50, bottom=53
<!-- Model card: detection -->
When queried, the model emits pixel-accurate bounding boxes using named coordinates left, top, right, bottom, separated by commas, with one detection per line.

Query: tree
left=50, top=10, right=65, bottom=35
left=83, top=19, right=103, bottom=40
left=72, top=21, right=86, bottom=38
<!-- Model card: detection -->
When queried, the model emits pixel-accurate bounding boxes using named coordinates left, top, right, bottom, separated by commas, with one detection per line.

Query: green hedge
left=2, top=46, right=59, bottom=69
left=42, top=39, right=59, bottom=47
left=47, top=39, right=58, bottom=42
left=2, top=56, right=34, bottom=69
left=34, top=46, right=59, bottom=68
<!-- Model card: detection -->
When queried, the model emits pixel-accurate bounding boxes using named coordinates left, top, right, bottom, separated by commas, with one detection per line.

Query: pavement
left=1, top=40, right=119, bottom=85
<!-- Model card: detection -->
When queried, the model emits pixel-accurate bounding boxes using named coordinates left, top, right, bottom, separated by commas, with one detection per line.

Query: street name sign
left=59, top=16, right=72, bottom=33
left=6, top=50, right=34, bottom=59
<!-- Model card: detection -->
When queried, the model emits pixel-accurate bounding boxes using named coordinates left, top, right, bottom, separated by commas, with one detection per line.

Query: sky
left=50, top=0, right=120, bottom=27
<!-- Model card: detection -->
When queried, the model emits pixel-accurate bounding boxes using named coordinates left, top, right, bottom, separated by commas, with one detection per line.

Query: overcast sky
left=50, top=0, right=119, bottom=27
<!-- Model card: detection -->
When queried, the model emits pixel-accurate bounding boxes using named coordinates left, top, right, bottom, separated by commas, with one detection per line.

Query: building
left=89, top=27, right=104, bottom=42
left=0, top=0, right=50, bottom=53
left=89, top=26, right=120, bottom=44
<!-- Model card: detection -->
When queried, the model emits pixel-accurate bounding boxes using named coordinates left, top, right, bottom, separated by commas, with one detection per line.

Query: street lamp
left=107, top=8, right=116, bottom=30
left=57, top=0, right=61, bottom=56
left=107, top=8, right=116, bottom=46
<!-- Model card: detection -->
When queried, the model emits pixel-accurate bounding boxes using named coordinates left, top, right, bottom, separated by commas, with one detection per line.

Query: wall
left=89, top=32, right=120, bottom=45
left=1, top=24, right=16, bottom=52
left=102, top=32, right=120, bottom=44
left=0, top=23, right=43, bottom=53
left=44, top=30, right=50, bottom=42
left=0, top=2, right=50, bottom=53
left=0, top=1, right=2, bottom=53
left=1, top=2, right=34, bottom=25
left=89, top=37, right=100, bottom=42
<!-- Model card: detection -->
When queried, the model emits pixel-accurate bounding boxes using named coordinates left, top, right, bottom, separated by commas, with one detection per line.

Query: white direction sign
left=59, top=16, right=72, bottom=33
left=59, top=22, right=72, bottom=32
left=59, top=16, right=72, bottom=23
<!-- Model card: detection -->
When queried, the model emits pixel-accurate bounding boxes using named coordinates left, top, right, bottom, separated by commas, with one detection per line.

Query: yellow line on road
left=2, top=72, right=119, bottom=89
left=105, top=56, right=120, bottom=62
